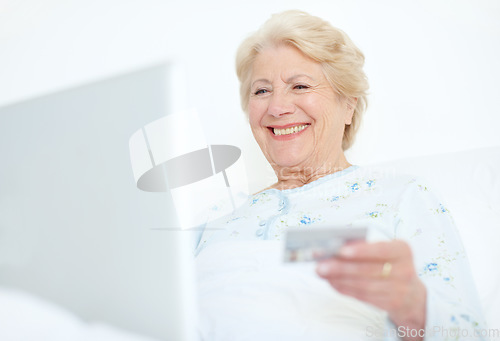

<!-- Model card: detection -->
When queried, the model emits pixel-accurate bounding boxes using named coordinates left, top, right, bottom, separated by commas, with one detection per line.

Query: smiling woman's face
left=248, top=44, right=354, bottom=178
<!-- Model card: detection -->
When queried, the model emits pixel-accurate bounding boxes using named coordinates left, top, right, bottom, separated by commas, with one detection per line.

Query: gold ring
left=381, top=262, right=392, bottom=278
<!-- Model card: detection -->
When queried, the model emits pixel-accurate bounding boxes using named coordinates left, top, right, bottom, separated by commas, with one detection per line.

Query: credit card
left=283, top=226, right=367, bottom=262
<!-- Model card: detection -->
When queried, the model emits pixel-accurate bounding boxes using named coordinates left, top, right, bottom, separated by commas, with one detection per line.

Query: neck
left=270, top=153, right=351, bottom=191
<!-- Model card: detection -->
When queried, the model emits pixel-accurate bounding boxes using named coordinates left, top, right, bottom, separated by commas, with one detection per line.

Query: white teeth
left=273, top=124, right=308, bottom=136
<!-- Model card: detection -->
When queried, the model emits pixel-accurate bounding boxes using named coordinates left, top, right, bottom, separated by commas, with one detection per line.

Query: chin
left=267, top=146, right=311, bottom=169
left=271, top=156, right=305, bottom=170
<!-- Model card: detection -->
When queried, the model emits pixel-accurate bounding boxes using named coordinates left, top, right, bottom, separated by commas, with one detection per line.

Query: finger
left=316, top=258, right=390, bottom=279
left=330, top=277, right=390, bottom=293
left=337, top=240, right=412, bottom=261
left=317, top=258, right=417, bottom=283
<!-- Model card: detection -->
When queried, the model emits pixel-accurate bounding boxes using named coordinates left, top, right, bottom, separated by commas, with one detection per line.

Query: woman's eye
left=254, top=89, right=268, bottom=95
left=294, top=84, right=309, bottom=90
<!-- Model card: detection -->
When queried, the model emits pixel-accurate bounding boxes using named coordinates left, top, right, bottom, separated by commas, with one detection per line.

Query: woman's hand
left=316, top=240, right=427, bottom=341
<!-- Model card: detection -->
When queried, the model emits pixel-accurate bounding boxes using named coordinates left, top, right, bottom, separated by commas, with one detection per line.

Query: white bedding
left=196, top=240, right=387, bottom=341
left=0, top=287, right=160, bottom=341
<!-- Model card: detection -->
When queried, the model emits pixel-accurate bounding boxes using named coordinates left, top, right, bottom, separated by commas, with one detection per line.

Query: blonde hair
left=236, top=10, right=368, bottom=150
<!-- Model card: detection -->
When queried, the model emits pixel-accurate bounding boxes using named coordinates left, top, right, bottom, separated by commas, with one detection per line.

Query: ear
left=344, top=97, right=357, bottom=125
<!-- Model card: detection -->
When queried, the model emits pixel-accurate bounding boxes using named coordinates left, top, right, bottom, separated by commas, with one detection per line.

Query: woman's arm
left=317, top=178, right=487, bottom=341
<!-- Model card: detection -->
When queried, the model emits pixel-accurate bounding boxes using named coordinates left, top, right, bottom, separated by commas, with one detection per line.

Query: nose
left=267, top=89, right=295, bottom=118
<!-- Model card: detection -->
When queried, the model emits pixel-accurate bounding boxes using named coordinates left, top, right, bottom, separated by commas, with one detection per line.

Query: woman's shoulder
left=343, top=165, right=441, bottom=200
left=346, top=165, right=428, bottom=187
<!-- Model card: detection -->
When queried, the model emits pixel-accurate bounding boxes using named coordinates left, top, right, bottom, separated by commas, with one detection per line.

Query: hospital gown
left=195, top=165, right=487, bottom=340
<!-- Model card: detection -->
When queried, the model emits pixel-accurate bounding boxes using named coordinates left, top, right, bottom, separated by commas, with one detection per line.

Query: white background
left=1, top=0, right=499, bottom=173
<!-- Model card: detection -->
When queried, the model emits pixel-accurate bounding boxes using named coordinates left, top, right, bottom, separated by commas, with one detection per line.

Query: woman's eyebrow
left=251, top=79, right=271, bottom=88
left=251, top=74, right=315, bottom=87
left=286, top=74, right=315, bottom=83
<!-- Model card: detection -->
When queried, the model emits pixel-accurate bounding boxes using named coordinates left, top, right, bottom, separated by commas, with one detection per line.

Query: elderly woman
left=195, top=10, right=485, bottom=341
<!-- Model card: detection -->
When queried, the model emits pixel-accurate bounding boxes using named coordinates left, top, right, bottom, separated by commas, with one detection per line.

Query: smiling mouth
left=271, top=124, right=309, bottom=136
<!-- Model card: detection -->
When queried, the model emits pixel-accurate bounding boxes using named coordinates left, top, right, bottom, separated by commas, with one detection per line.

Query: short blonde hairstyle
left=236, top=10, right=368, bottom=150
